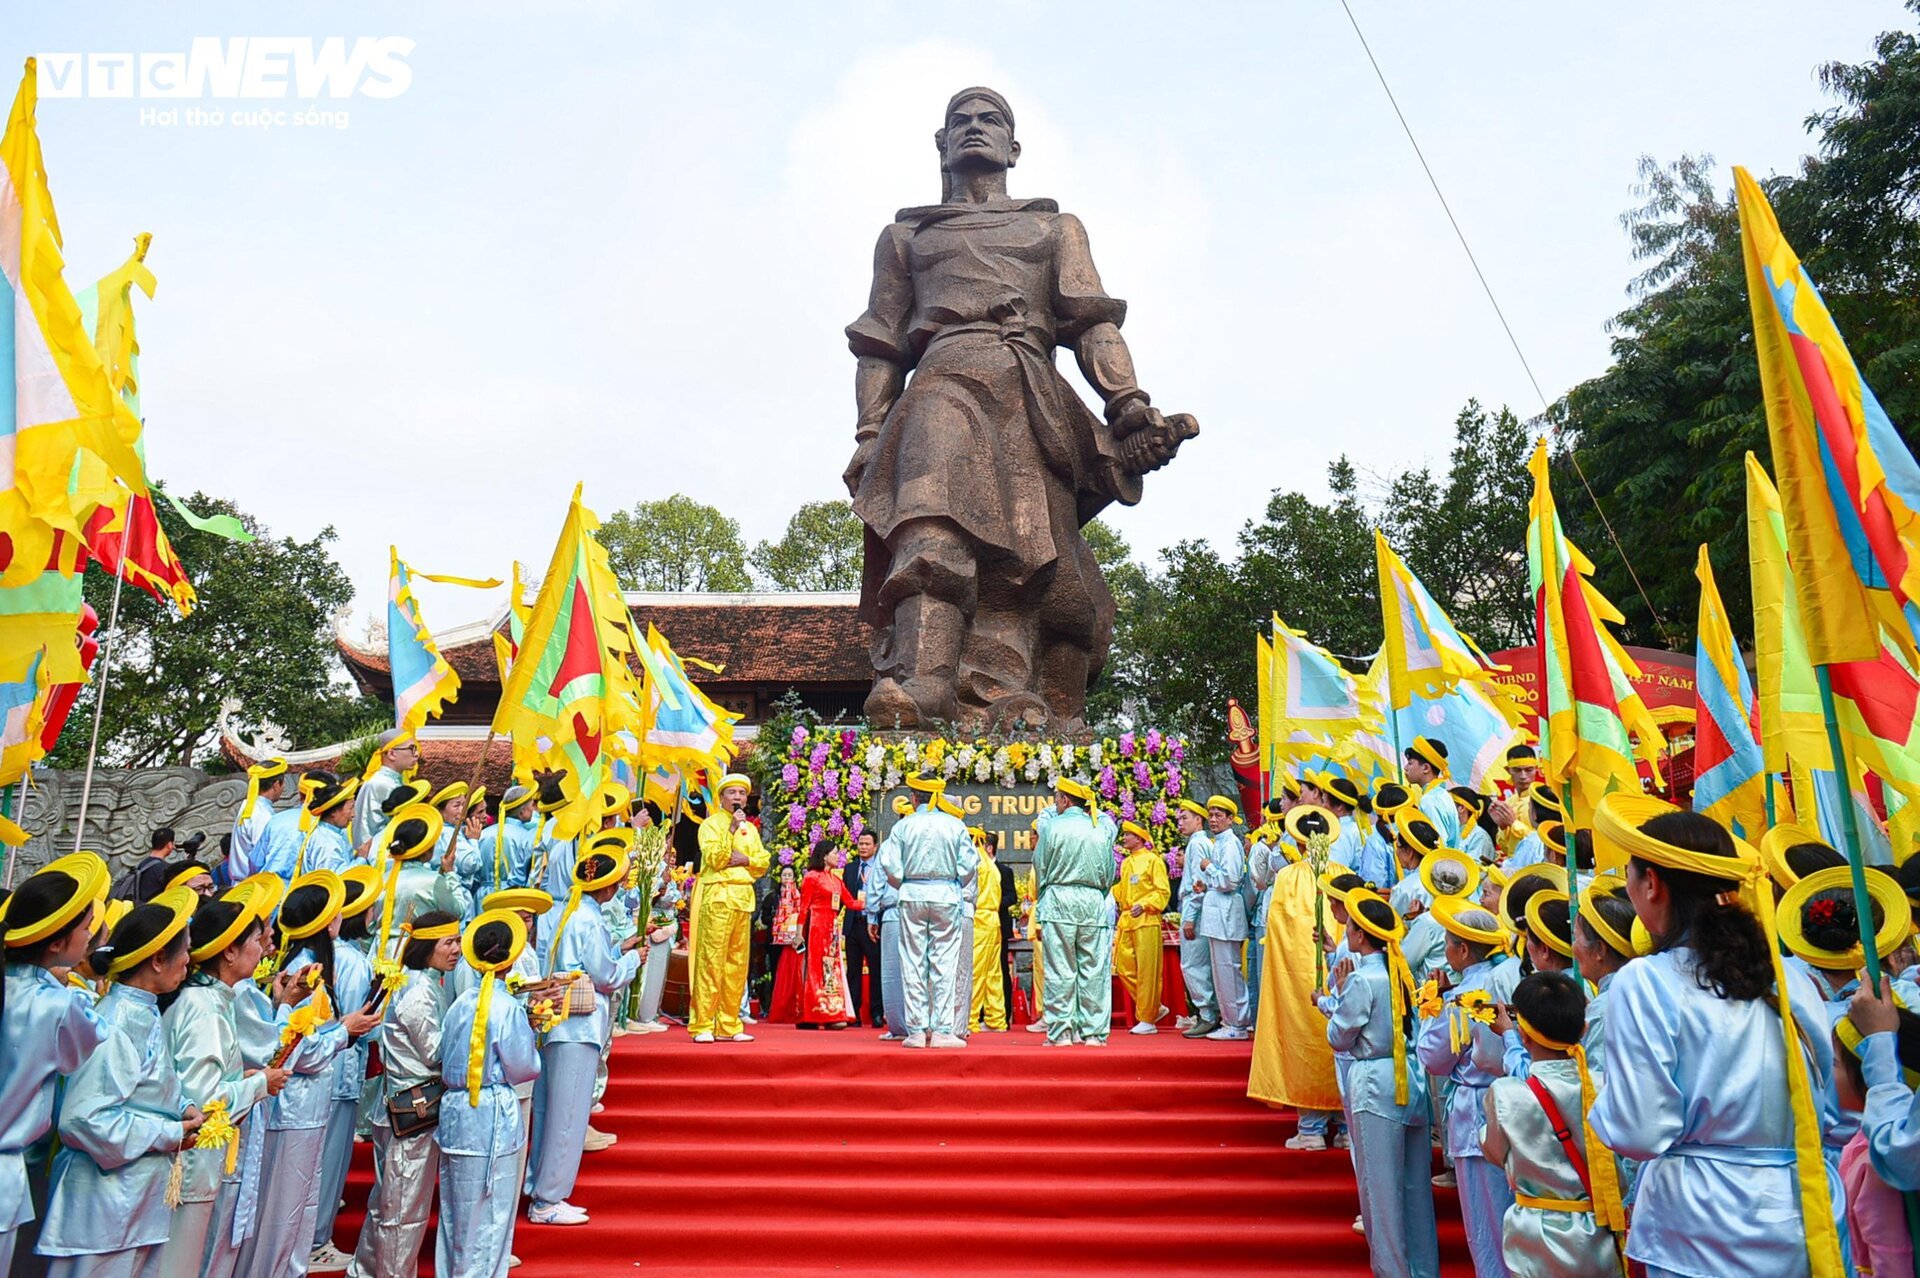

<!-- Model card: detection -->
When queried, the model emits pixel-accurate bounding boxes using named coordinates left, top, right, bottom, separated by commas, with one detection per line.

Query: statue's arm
left=844, top=225, right=915, bottom=495
left=1071, top=322, right=1148, bottom=425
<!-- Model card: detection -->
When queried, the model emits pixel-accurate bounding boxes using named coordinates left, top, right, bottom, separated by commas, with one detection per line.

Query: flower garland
left=769, top=726, right=1191, bottom=871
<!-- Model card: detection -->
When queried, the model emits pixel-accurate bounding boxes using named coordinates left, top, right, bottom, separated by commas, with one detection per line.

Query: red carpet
left=327, top=1022, right=1471, bottom=1277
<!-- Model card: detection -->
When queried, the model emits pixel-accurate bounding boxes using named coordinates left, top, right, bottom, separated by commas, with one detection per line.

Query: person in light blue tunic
left=1196, top=795, right=1250, bottom=1039
left=1327, top=889, right=1439, bottom=1278
left=38, top=893, right=203, bottom=1278
left=476, top=786, right=538, bottom=897
left=1387, top=812, right=1440, bottom=922
left=1588, top=798, right=1842, bottom=1278
left=158, top=896, right=291, bottom=1278
left=345, top=912, right=458, bottom=1278
left=1173, top=800, right=1218, bottom=1036
left=526, top=851, right=640, bottom=1224
left=0, top=856, right=114, bottom=1277
left=869, top=806, right=908, bottom=1040
left=439, top=910, right=543, bottom=1278
left=255, top=777, right=359, bottom=882
left=242, top=873, right=380, bottom=1278
left=1245, top=799, right=1290, bottom=1017
left=1414, top=898, right=1519, bottom=1278
left=1452, top=787, right=1498, bottom=866
left=1365, top=782, right=1416, bottom=888
left=1403, top=737, right=1461, bottom=847
left=886, top=779, right=975, bottom=1048
left=228, top=760, right=289, bottom=882
left=1315, top=774, right=1365, bottom=873
left=371, top=808, right=471, bottom=961
left=1776, top=863, right=1910, bottom=1271
left=350, top=731, right=418, bottom=849
left=1501, top=789, right=1562, bottom=872
left=306, top=868, right=382, bottom=1272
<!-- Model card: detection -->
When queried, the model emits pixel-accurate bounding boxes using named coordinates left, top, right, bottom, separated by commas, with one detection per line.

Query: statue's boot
left=865, top=596, right=962, bottom=727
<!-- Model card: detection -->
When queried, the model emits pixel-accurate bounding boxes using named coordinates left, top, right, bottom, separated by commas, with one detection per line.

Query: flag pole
left=1764, top=772, right=1777, bottom=827
left=1561, top=780, right=1582, bottom=983
left=1814, top=665, right=1882, bottom=989
left=2, top=779, right=24, bottom=888
left=72, top=557, right=127, bottom=852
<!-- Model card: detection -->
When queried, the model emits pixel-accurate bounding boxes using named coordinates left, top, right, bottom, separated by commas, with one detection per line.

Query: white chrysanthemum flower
left=865, top=744, right=885, bottom=770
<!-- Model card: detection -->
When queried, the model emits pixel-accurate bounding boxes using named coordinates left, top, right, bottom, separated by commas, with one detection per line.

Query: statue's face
left=938, top=96, right=1018, bottom=172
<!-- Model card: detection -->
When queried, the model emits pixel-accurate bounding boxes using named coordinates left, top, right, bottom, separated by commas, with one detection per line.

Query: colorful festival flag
left=1256, top=615, right=1381, bottom=772
left=1375, top=529, right=1501, bottom=708
left=1748, top=454, right=1920, bottom=808
left=72, top=233, right=195, bottom=612
left=0, top=60, right=149, bottom=585
left=1691, top=544, right=1768, bottom=839
left=1525, top=438, right=1665, bottom=816
left=1389, top=674, right=1523, bottom=792
left=639, top=623, right=738, bottom=775
left=1746, top=453, right=1833, bottom=774
left=1736, top=167, right=1920, bottom=667
left=492, top=486, right=645, bottom=839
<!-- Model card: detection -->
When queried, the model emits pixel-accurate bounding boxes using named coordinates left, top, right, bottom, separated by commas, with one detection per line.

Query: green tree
left=600, top=494, right=752, bottom=592
left=1096, top=406, right=1536, bottom=765
left=51, top=491, right=383, bottom=768
left=751, top=499, right=863, bottom=591
left=1557, top=4, right=1920, bottom=647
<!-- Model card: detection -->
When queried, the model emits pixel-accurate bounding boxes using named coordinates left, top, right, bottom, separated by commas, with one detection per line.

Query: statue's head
left=936, top=86, right=1018, bottom=181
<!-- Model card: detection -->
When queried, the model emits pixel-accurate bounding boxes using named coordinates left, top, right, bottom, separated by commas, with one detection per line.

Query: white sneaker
left=726, top=1032, right=755, bottom=1042
left=1154, top=1005, right=1170, bottom=1022
left=1352, top=1216, right=1365, bottom=1235
left=509, top=1257, right=522, bottom=1269
left=1082, top=1037, right=1107, bottom=1047
left=591, top=1102, right=604, bottom=1113
left=742, top=1013, right=759, bottom=1024
left=1129, top=1022, right=1159, bottom=1035
left=1284, top=1133, right=1328, bottom=1151
left=1174, top=1015, right=1195, bottom=1030
left=693, top=1031, right=716, bottom=1043
left=528, top=1201, right=589, bottom=1225
left=1206, top=1026, right=1250, bottom=1041
left=903, top=1032, right=929, bottom=1048
left=1432, top=1169, right=1457, bottom=1188
left=309, top=1244, right=351, bottom=1273
left=1331, top=1129, right=1351, bottom=1149
left=1025, top=1021, right=1049, bottom=1033
left=929, top=1032, right=967, bottom=1049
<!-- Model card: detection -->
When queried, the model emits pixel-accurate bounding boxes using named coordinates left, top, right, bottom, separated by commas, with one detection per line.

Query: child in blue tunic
left=439, top=909, right=543, bottom=1277
left=1414, top=897, right=1518, bottom=1278
left=1327, top=889, right=1439, bottom=1278
left=39, top=892, right=205, bottom=1278
left=0, top=856, right=113, bottom=1276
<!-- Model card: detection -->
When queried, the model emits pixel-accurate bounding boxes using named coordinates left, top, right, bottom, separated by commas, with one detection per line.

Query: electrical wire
left=1335, top=0, right=1675, bottom=646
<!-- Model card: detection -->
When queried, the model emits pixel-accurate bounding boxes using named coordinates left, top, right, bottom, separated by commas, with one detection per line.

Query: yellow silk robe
left=971, top=852, right=1006, bottom=1030
left=1246, top=859, right=1342, bottom=1111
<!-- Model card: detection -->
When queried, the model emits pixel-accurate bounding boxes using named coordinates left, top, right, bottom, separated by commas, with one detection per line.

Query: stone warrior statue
left=843, top=86, right=1198, bottom=734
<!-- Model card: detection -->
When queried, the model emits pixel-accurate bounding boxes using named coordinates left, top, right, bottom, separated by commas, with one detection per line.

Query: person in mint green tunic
left=37, top=892, right=203, bottom=1278
left=1031, top=778, right=1116, bottom=1046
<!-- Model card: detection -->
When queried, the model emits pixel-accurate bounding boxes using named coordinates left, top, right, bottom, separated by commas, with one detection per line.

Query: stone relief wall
left=5, top=768, right=252, bottom=883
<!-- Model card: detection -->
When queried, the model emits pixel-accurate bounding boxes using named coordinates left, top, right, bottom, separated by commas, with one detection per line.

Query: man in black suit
left=843, top=829, right=885, bottom=1027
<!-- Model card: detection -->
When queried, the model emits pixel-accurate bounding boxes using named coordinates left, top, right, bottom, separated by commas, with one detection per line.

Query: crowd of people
left=1242, top=735, right=1920, bottom=1278
left=7, top=722, right=1920, bottom=1278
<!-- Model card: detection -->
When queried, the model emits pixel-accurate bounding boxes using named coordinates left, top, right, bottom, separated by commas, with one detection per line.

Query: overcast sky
left=9, top=1, right=1906, bottom=637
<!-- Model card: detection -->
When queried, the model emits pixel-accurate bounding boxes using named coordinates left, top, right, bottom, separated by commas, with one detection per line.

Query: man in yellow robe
left=969, top=829, right=1008, bottom=1031
left=1246, top=817, right=1342, bottom=1134
left=690, top=773, right=769, bottom=1042
left=1112, top=820, right=1170, bottom=1034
